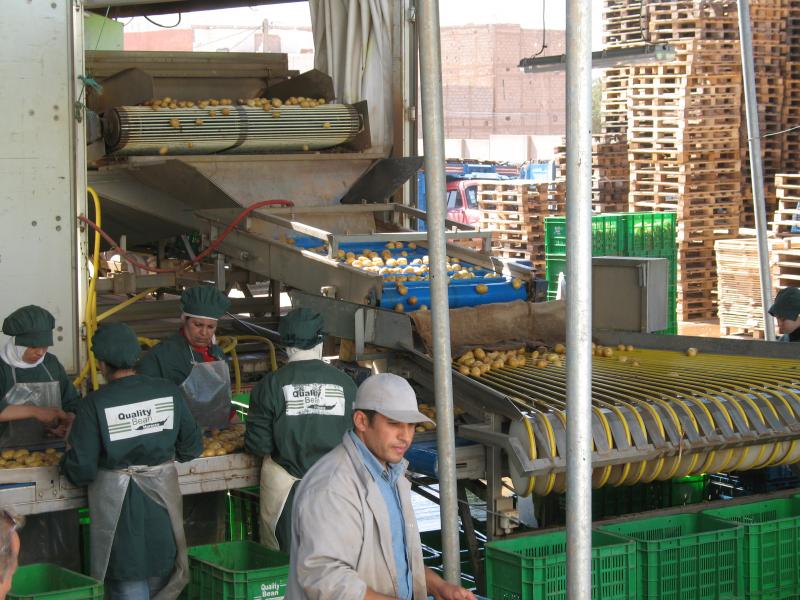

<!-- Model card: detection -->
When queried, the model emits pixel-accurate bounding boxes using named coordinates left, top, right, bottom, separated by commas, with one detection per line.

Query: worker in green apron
left=62, top=323, right=202, bottom=600
left=245, top=308, right=357, bottom=551
left=0, top=305, right=78, bottom=570
left=137, top=286, right=233, bottom=429
left=768, top=287, right=800, bottom=342
left=0, top=305, right=76, bottom=443
left=136, top=286, right=233, bottom=545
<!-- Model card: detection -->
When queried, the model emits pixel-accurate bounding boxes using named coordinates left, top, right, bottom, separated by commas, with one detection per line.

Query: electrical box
left=592, top=257, right=668, bottom=333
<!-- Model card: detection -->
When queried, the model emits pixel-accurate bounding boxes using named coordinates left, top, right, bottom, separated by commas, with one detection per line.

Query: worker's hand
left=429, top=581, right=476, bottom=600
left=46, top=412, right=75, bottom=439
left=33, top=407, right=67, bottom=428
left=426, top=568, right=477, bottom=600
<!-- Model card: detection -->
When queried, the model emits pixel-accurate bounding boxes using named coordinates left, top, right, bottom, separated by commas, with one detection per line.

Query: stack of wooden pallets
left=476, top=180, right=565, bottom=273
left=772, top=173, right=800, bottom=236
left=740, top=0, right=786, bottom=228
left=593, top=134, right=630, bottom=213
left=624, top=0, right=742, bottom=321
left=714, top=237, right=781, bottom=338
left=782, top=0, right=800, bottom=174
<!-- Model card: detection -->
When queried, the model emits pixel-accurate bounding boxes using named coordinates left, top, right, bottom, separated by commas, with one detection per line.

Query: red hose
left=78, top=199, right=295, bottom=274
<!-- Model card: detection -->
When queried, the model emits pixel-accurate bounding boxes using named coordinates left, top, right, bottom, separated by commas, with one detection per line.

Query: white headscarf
left=286, top=342, right=324, bottom=363
left=0, top=337, right=45, bottom=369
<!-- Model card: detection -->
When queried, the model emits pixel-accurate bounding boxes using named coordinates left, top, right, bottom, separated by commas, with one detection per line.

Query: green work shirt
left=245, top=359, right=357, bottom=478
left=0, top=353, right=80, bottom=413
left=136, top=333, right=225, bottom=386
left=61, top=374, right=202, bottom=582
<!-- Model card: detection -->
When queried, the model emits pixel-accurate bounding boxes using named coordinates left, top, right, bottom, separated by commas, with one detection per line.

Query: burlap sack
left=409, top=300, right=565, bottom=357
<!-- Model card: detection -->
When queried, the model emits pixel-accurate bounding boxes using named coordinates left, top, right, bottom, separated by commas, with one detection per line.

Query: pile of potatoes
left=455, top=347, right=528, bottom=378
left=200, top=423, right=246, bottom=458
left=413, top=403, right=466, bottom=433
left=0, top=447, right=63, bottom=469
left=143, top=96, right=327, bottom=111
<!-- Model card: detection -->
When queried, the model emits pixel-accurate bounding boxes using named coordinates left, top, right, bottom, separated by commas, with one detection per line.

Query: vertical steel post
left=417, top=0, right=461, bottom=584
left=738, top=0, right=776, bottom=340
left=565, top=0, right=593, bottom=598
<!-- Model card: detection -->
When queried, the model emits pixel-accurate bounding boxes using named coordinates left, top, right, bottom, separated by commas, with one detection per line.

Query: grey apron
left=0, top=364, right=60, bottom=447
left=178, top=350, right=231, bottom=430
left=88, top=462, right=188, bottom=600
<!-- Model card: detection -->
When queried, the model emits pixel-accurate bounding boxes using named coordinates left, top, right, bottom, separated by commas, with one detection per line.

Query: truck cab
left=446, top=179, right=480, bottom=226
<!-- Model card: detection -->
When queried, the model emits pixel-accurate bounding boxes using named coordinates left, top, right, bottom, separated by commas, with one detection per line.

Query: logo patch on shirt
left=105, top=397, right=174, bottom=441
left=282, top=383, right=346, bottom=416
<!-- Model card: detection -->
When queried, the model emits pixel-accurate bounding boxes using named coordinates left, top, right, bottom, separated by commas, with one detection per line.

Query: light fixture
left=519, top=43, right=676, bottom=74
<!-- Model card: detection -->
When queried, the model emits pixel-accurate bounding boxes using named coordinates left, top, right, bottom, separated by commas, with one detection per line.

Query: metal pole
left=417, top=0, right=460, bottom=584
left=565, top=0, right=593, bottom=598
left=738, top=0, right=776, bottom=341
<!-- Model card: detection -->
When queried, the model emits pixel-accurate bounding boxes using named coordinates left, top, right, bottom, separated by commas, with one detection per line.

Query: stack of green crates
left=9, top=564, right=103, bottom=600
left=185, top=541, right=289, bottom=600
left=703, top=497, right=800, bottom=600
left=544, top=212, right=678, bottom=334
left=485, top=529, right=637, bottom=600
left=600, top=513, right=742, bottom=599
left=228, top=486, right=261, bottom=543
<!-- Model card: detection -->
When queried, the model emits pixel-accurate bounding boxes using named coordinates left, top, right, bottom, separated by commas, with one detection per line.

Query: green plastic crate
left=600, top=513, right=742, bottom=600
left=485, top=529, right=637, bottom=600
left=671, top=475, right=708, bottom=506
left=9, top=564, right=103, bottom=600
left=703, top=498, right=800, bottom=599
left=228, top=485, right=260, bottom=542
left=544, top=212, right=676, bottom=259
left=186, top=541, right=289, bottom=600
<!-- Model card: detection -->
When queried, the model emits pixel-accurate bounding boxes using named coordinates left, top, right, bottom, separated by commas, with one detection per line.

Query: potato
left=13, top=449, right=29, bottom=459
left=491, top=359, right=504, bottom=369
left=469, top=366, right=481, bottom=377
left=474, top=348, right=486, bottom=360
left=475, top=284, right=489, bottom=294
left=618, top=356, right=628, bottom=363
left=457, top=351, right=474, bottom=364
left=626, top=345, right=634, bottom=352
left=602, top=347, right=614, bottom=358
left=631, top=360, right=640, bottom=367
left=1, top=450, right=14, bottom=460
left=394, top=303, right=405, bottom=313
left=512, top=278, right=523, bottom=289
left=554, top=343, right=566, bottom=354
left=535, top=359, right=548, bottom=368
left=617, top=344, right=626, bottom=352
left=686, top=348, right=698, bottom=357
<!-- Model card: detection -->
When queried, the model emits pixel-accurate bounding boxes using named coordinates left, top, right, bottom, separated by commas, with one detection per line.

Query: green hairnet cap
left=279, top=308, right=324, bottom=350
left=181, top=286, right=230, bottom=320
left=92, top=323, right=141, bottom=369
left=2, top=305, right=55, bottom=347
left=769, top=287, right=800, bottom=321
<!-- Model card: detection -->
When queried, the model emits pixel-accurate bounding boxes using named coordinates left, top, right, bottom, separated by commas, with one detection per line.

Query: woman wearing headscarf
left=0, top=305, right=75, bottom=443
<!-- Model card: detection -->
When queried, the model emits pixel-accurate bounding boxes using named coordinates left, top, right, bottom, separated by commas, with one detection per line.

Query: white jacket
left=287, top=432, right=428, bottom=599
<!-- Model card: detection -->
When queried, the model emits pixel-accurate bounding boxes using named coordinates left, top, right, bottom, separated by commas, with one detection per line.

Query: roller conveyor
left=461, top=347, right=800, bottom=496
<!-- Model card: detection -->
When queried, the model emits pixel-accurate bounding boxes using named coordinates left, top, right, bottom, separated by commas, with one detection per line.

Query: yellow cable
left=232, top=335, right=278, bottom=373
left=229, top=348, right=242, bottom=395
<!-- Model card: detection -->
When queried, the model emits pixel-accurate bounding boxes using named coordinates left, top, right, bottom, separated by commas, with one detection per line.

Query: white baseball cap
left=354, top=373, right=434, bottom=424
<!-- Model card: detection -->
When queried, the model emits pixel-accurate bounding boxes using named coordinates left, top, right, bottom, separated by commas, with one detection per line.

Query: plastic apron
left=258, top=457, right=299, bottom=550
left=0, top=364, right=60, bottom=447
left=178, top=349, right=231, bottom=430
left=88, top=462, right=187, bottom=600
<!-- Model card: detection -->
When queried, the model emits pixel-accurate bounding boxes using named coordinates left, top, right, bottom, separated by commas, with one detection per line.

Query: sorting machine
left=6, top=46, right=800, bottom=545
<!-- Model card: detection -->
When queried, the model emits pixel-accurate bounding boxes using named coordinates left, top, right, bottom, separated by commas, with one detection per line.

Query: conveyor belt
left=466, top=348, right=800, bottom=496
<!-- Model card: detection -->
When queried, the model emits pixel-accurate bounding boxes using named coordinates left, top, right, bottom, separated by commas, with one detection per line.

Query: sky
left=123, top=1, right=604, bottom=49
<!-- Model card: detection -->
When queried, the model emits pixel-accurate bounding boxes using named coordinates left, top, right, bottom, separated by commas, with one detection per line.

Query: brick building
left=441, top=24, right=566, bottom=141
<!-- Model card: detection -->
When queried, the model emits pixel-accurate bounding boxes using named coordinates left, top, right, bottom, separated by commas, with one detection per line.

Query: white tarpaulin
left=310, top=0, right=393, bottom=154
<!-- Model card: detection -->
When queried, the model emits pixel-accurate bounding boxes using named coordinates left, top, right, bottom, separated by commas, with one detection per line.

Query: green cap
left=181, top=286, right=230, bottom=320
left=92, top=323, right=141, bottom=369
left=279, top=308, right=324, bottom=350
left=769, top=287, right=800, bottom=321
left=2, top=305, right=55, bottom=347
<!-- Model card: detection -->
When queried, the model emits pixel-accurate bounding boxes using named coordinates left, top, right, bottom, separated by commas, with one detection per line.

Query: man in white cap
left=287, top=373, right=475, bottom=600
